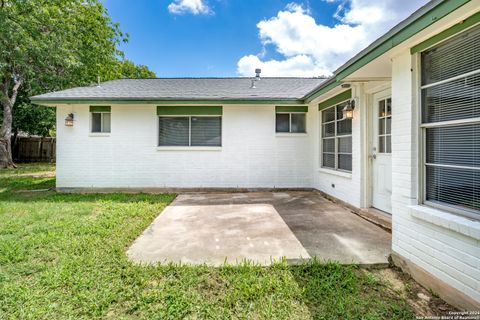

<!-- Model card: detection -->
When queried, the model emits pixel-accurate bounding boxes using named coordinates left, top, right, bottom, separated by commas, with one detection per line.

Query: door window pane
left=378, top=100, right=385, bottom=117
left=379, top=118, right=385, bottom=134
left=386, top=98, right=392, bottom=116
left=379, top=136, right=385, bottom=153
left=386, top=117, right=391, bottom=134
left=386, top=136, right=391, bottom=153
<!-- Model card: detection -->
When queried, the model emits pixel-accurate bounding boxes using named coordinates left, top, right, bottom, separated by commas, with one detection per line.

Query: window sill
left=275, top=133, right=308, bottom=137
left=317, top=167, right=352, bottom=179
left=89, top=133, right=110, bottom=137
left=409, top=205, right=480, bottom=240
left=156, top=146, right=222, bottom=151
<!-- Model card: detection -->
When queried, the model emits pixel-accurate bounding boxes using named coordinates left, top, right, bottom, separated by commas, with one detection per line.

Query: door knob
left=372, top=154, right=377, bottom=159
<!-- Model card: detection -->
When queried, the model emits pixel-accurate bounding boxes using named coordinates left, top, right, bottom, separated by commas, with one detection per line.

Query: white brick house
left=32, top=0, right=479, bottom=310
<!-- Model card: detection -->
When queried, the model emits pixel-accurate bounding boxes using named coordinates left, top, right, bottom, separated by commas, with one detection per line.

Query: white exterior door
left=371, top=91, right=392, bottom=214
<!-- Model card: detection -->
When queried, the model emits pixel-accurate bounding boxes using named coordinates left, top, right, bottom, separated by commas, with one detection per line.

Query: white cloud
left=168, top=0, right=212, bottom=15
left=237, top=0, right=428, bottom=77
left=238, top=55, right=330, bottom=77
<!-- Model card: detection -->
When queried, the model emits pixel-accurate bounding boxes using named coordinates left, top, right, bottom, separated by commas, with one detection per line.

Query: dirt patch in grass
left=370, top=267, right=458, bottom=317
left=17, top=171, right=56, bottom=178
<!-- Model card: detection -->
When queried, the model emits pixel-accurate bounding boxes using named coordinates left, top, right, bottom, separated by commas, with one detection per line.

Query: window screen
left=321, top=102, right=352, bottom=171
left=421, top=24, right=480, bottom=217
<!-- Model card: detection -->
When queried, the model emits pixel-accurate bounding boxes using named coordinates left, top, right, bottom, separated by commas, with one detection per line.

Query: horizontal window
left=158, top=116, right=221, bottom=147
left=276, top=113, right=306, bottom=133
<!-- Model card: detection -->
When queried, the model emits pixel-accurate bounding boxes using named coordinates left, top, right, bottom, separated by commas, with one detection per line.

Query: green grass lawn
left=0, top=163, right=416, bottom=319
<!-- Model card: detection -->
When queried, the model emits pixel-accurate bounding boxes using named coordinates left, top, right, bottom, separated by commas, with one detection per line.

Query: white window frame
left=275, top=112, right=307, bottom=133
left=157, top=115, right=222, bottom=147
left=90, top=111, right=111, bottom=133
left=320, top=101, right=352, bottom=172
left=418, top=38, right=480, bottom=220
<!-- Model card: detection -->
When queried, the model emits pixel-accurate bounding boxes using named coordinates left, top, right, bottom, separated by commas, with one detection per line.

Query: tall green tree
left=0, top=0, right=155, bottom=168
left=11, top=59, right=155, bottom=140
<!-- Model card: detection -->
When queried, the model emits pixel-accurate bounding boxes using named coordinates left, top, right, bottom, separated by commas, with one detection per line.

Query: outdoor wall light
left=65, top=113, right=74, bottom=126
left=342, top=100, right=355, bottom=120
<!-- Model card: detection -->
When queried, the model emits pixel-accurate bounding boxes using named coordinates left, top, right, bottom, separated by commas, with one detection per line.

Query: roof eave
left=30, top=97, right=307, bottom=106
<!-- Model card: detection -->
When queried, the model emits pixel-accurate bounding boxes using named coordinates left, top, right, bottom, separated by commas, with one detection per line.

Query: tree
left=8, top=59, right=155, bottom=141
left=116, top=59, right=156, bottom=79
left=0, top=0, right=154, bottom=168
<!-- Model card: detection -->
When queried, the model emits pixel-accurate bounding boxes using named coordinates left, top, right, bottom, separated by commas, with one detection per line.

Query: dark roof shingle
left=31, top=77, right=327, bottom=102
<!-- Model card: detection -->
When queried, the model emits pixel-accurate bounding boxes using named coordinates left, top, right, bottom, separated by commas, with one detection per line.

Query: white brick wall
left=56, top=104, right=314, bottom=189
left=391, top=51, right=480, bottom=303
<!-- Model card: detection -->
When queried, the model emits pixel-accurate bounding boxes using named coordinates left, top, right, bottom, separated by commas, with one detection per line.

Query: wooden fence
left=12, top=137, right=56, bottom=163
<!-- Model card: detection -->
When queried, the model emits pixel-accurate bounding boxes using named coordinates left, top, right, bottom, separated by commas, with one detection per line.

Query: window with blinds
left=420, top=24, right=479, bottom=218
left=321, top=102, right=352, bottom=172
left=158, top=116, right=221, bottom=147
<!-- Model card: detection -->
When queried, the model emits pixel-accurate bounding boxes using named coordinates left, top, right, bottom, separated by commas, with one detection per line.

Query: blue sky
left=102, top=0, right=427, bottom=77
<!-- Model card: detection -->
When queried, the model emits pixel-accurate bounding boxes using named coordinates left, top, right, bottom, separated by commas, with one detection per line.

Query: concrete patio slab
left=127, top=191, right=391, bottom=266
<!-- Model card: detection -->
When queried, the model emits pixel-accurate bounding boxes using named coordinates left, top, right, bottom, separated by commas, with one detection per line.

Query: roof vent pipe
left=250, top=79, right=256, bottom=89
left=255, top=68, right=261, bottom=80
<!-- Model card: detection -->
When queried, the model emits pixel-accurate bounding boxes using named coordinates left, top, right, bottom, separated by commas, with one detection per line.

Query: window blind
left=158, top=117, right=189, bottom=146
left=421, top=24, right=480, bottom=216
left=191, top=117, right=221, bottom=146
left=421, top=25, right=480, bottom=86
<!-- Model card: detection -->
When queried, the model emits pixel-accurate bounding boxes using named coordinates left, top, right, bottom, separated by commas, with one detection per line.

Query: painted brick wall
left=391, top=51, right=480, bottom=303
left=56, top=104, right=314, bottom=189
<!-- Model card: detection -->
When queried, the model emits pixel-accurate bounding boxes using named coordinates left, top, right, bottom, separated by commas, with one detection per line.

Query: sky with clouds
left=102, top=0, right=429, bottom=77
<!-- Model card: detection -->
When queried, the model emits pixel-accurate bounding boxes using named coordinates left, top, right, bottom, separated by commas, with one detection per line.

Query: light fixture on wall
left=65, top=113, right=74, bottom=126
left=342, top=100, right=355, bottom=120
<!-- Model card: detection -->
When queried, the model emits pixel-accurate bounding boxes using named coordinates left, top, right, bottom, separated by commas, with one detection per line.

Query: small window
left=91, top=112, right=111, bottom=133
left=321, top=102, right=352, bottom=172
left=378, top=98, right=392, bottom=153
left=158, top=116, right=221, bottom=147
left=276, top=113, right=306, bottom=133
